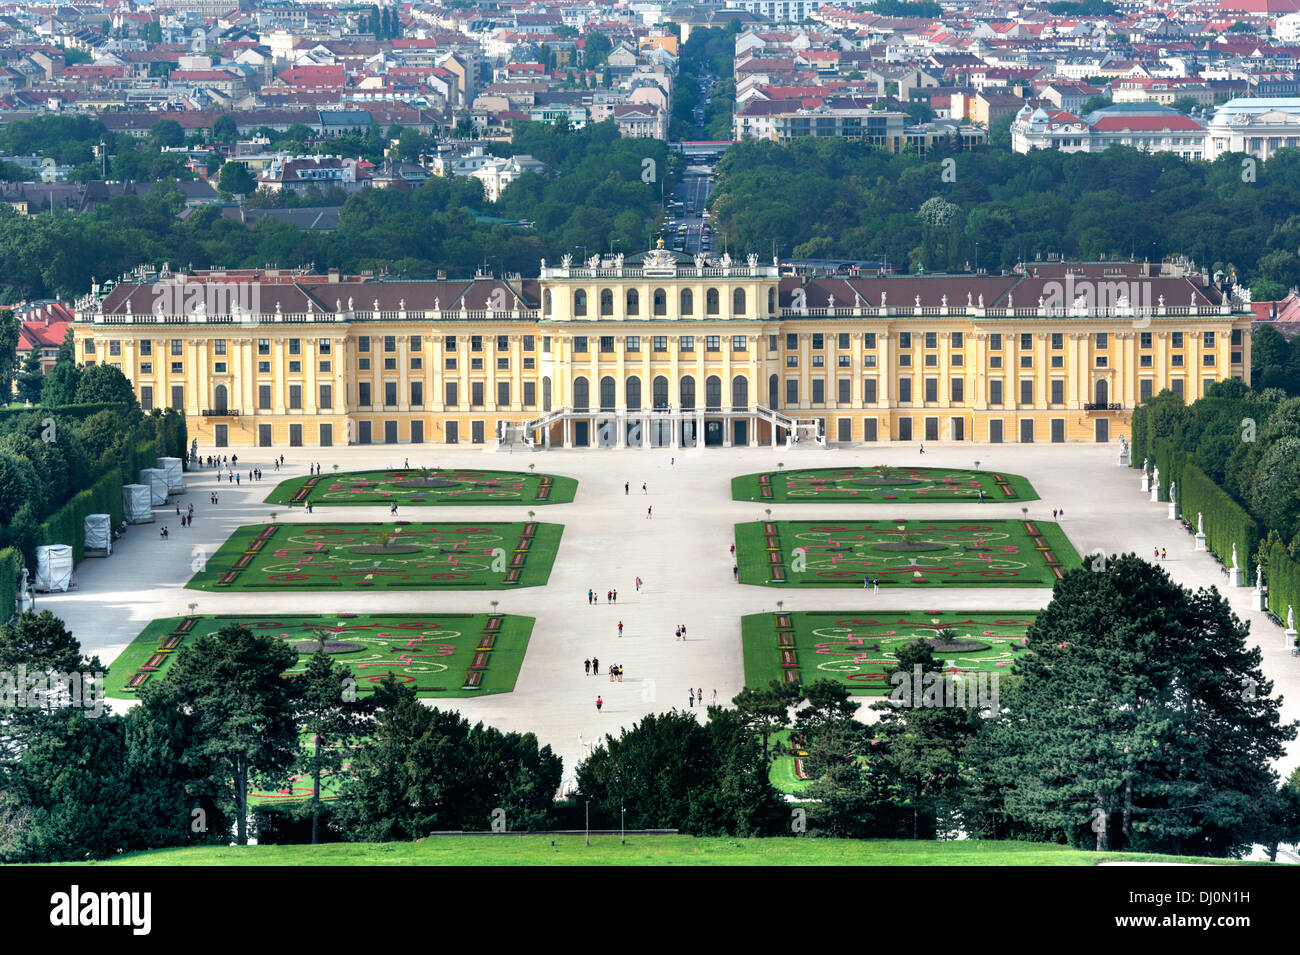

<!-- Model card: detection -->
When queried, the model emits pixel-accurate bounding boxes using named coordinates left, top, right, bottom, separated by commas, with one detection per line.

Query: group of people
left=583, top=658, right=624, bottom=682
left=588, top=589, right=619, bottom=605
left=203, top=454, right=238, bottom=469
left=688, top=688, right=716, bottom=708
left=1153, top=547, right=1167, bottom=561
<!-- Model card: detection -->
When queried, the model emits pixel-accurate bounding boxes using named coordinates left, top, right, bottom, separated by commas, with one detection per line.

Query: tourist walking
left=592, top=656, right=599, bottom=674
left=585, top=658, right=591, bottom=676
left=635, top=576, right=642, bottom=593
left=689, top=689, right=695, bottom=707
left=733, top=565, right=739, bottom=580
left=675, top=625, right=681, bottom=640
left=613, top=589, right=618, bottom=603
left=618, top=621, right=623, bottom=638
left=647, top=506, right=653, bottom=519
left=607, top=590, right=612, bottom=604
left=919, top=444, right=925, bottom=454
left=711, top=689, right=717, bottom=705
left=596, top=696, right=602, bottom=712
left=642, top=483, right=647, bottom=494
left=625, top=482, right=629, bottom=495
left=697, top=687, right=702, bottom=705
left=1161, top=548, right=1166, bottom=560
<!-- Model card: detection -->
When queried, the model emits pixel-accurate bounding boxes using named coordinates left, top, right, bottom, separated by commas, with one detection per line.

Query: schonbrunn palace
left=72, top=244, right=1252, bottom=450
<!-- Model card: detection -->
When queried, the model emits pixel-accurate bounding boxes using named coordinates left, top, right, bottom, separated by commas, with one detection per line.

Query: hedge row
left=1181, top=462, right=1260, bottom=586
left=0, top=402, right=132, bottom=425
left=37, top=469, right=124, bottom=564
left=0, top=547, right=19, bottom=621
left=1130, top=405, right=1149, bottom=470
left=1268, top=542, right=1300, bottom=630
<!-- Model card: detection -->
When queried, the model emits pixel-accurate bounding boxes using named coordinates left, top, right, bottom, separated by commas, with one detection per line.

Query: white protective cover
left=157, top=457, right=184, bottom=492
left=34, top=545, right=73, bottom=592
left=139, top=468, right=169, bottom=505
left=123, top=484, right=154, bottom=523
left=84, top=513, right=111, bottom=556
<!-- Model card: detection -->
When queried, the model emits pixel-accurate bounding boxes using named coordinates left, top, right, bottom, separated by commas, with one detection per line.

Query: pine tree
left=15, top=349, right=42, bottom=405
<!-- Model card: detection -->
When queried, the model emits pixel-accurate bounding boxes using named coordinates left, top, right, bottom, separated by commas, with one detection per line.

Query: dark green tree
left=73, top=363, right=138, bottom=407
left=15, top=348, right=43, bottom=405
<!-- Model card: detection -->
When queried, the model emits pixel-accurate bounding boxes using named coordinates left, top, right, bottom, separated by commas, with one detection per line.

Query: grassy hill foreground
left=64, top=835, right=1260, bottom=867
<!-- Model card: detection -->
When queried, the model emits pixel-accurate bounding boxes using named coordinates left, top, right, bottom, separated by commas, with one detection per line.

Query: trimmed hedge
left=1181, top=462, right=1259, bottom=585
left=38, top=469, right=124, bottom=564
left=1129, top=405, right=1148, bottom=470
left=1268, top=542, right=1300, bottom=631
left=0, top=547, right=19, bottom=620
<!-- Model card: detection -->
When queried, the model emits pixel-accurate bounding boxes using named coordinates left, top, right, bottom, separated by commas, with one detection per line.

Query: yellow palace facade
left=71, top=249, right=1252, bottom=450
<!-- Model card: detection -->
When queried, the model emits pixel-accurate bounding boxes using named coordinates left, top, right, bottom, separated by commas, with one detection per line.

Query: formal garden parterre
left=731, top=466, right=1037, bottom=503
left=742, top=610, right=1038, bottom=694
left=265, top=467, right=577, bottom=507
left=735, top=518, right=1079, bottom=587
left=186, top=521, right=564, bottom=591
left=109, top=612, right=534, bottom=700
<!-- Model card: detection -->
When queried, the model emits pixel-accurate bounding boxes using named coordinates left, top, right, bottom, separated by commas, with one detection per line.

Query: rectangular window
left=258, top=385, right=272, bottom=410
left=171, top=385, right=183, bottom=410
left=1051, top=379, right=1064, bottom=404
left=812, top=333, right=824, bottom=350
left=681, top=336, right=695, bottom=352
left=543, top=336, right=551, bottom=354
left=626, top=336, right=640, bottom=352
left=732, top=336, right=747, bottom=351
left=445, top=382, right=458, bottom=407
left=786, top=379, right=799, bottom=404
left=317, top=339, right=330, bottom=354
left=358, top=382, right=370, bottom=406
left=990, top=379, right=1003, bottom=405
left=863, top=378, right=877, bottom=403
left=523, top=335, right=535, bottom=351
left=1020, top=379, right=1033, bottom=405
left=600, top=336, right=615, bottom=353
left=898, top=332, right=912, bottom=349
left=573, top=336, right=588, bottom=353
left=319, top=384, right=332, bottom=409
left=1020, top=355, right=1033, bottom=368
left=1172, top=378, right=1184, bottom=399
left=1050, top=355, right=1063, bottom=368
left=990, top=356, right=1002, bottom=369
left=141, top=340, right=154, bottom=356
left=444, top=335, right=456, bottom=350
left=384, top=382, right=397, bottom=406
left=899, top=378, right=912, bottom=403
left=1203, top=353, right=1216, bottom=366
left=289, top=338, right=301, bottom=355
left=924, top=354, right=937, bottom=367
left=289, top=385, right=301, bottom=410
left=812, top=355, right=825, bottom=367
left=838, top=333, right=850, bottom=349
left=1203, top=331, right=1215, bottom=348
left=446, top=421, right=459, bottom=444
left=951, top=331, right=963, bottom=349
left=410, top=335, right=422, bottom=351
left=786, top=333, right=798, bottom=350
left=498, top=381, right=510, bottom=406
left=1020, top=333, right=1033, bottom=350
left=109, top=340, right=121, bottom=356
left=84, top=340, right=94, bottom=354
left=951, top=378, right=964, bottom=403
left=1231, top=329, right=1242, bottom=346
left=411, top=357, right=422, bottom=370
left=471, top=358, right=483, bottom=371
left=1172, top=332, right=1184, bottom=348
left=1140, top=354, right=1153, bottom=367
left=141, top=362, right=154, bottom=375
left=812, top=379, right=825, bottom=403
left=1172, top=354, right=1184, bottom=367
left=1140, top=332, right=1152, bottom=349
left=497, top=335, right=509, bottom=351
left=786, top=356, right=798, bottom=368
left=924, top=332, right=937, bottom=349
left=1096, top=356, right=1108, bottom=368
left=524, top=381, right=536, bottom=407
left=357, top=336, right=369, bottom=353
left=471, top=336, right=483, bottom=352
left=1051, top=333, right=1063, bottom=350
left=411, top=381, right=423, bottom=405
left=358, top=358, right=370, bottom=371
left=924, top=377, right=937, bottom=402
left=141, top=386, right=153, bottom=411
left=990, top=333, right=1002, bottom=350
left=289, top=361, right=302, bottom=373
left=863, top=333, right=876, bottom=348
left=445, top=357, right=457, bottom=371
left=471, top=382, right=484, bottom=406
left=1096, top=333, right=1109, bottom=349
left=838, top=355, right=851, bottom=367
left=497, top=357, right=509, bottom=370
left=172, top=339, right=184, bottom=356
left=1140, top=379, right=1153, bottom=401
left=171, top=361, right=183, bottom=375
left=838, top=378, right=851, bottom=403
left=653, top=336, right=668, bottom=352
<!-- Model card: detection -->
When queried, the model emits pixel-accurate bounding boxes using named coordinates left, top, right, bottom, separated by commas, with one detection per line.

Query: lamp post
left=621, top=803, right=625, bottom=846
left=585, top=799, right=590, bottom=848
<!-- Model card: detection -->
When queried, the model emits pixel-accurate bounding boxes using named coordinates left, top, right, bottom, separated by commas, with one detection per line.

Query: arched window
left=543, top=376, right=552, bottom=412
left=573, top=376, right=589, bottom=411
left=600, top=289, right=613, bottom=316
left=626, top=289, right=640, bottom=315
left=626, top=376, right=642, bottom=411
left=733, top=288, right=746, bottom=315
left=653, top=288, right=667, bottom=316
left=680, top=289, right=693, bottom=315
left=706, top=375, right=722, bottom=410
left=574, top=290, right=587, bottom=316
left=600, top=376, right=616, bottom=411
left=214, top=384, right=228, bottom=413
left=653, top=375, right=669, bottom=409
left=543, top=289, right=552, bottom=316
left=706, top=288, right=719, bottom=315
left=768, top=288, right=776, bottom=315
left=680, top=375, right=696, bottom=410
left=768, top=374, right=779, bottom=409
left=1095, top=379, right=1108, bottom=406
left=732, top=375, right=748, bottom=410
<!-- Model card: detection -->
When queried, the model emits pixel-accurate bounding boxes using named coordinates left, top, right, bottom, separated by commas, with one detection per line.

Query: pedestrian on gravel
left=585, top=658, right=591, bottom=676
left=618, top=621, right=624, bottom=637
left=592, top=656, right=599, bottom=674
left=613, top=589, right=618, bottom=603
left=689, top=689, right=695, bottom=707
left=596, top=696, right=603, bottom=711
